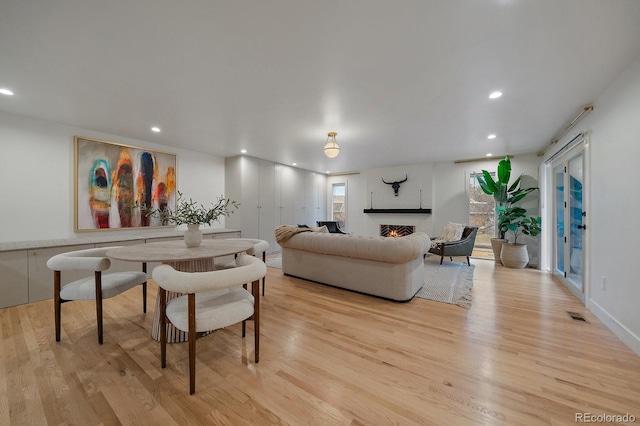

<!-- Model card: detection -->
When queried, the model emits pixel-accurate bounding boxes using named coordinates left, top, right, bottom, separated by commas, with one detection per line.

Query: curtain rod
left=454, top=155, right=512, bottom=164
left=537, top=105, right=593, bottom=156
left=327, top=171, right=360, bottom=176
left=543, top=132, right=585, bottom=164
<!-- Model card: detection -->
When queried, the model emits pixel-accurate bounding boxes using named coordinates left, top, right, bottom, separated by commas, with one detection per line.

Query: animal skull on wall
left=382, top=175, right=408, bottom=196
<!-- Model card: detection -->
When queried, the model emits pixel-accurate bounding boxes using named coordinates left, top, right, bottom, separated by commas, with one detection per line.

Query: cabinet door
left=145, top=236, right=182, bottom=242
left=224, top=156, right=243, bottom=231
left=277, top=165, right=296, bottom=226
left=291, top=167, right=306, bottom=226
left=316, top=173, right=327, bottom=222
left=241, top=157, right=260, bottom=239
left=274, top=164, right=284, bottom=225
left=305, top=171, right=320, bottom=226
left=28, top=245, right=94, bottom=303
left=212, top=231, right=241, bottom=239
left=0, top=251, right=29, bottom=308
left=258, top=159, right=276, bottom=251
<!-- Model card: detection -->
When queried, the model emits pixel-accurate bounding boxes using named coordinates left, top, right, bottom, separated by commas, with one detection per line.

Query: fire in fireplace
left=380, top=225, right=415, bottom=237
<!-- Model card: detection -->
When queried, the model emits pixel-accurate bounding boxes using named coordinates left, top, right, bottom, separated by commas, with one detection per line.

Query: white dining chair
left=46, top=247, right=148, bottom=344
left=217, top=238, right=269, bottom=295
left=153, top=253, right=266, bottom=394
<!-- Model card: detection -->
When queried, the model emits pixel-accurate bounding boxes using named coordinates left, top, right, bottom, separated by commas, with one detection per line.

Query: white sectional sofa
left=275, top=226, right=430, bottom=301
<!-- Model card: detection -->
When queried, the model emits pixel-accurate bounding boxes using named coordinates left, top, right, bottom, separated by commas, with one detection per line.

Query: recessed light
left=326, top=171, right=330, bottom=174
left=489, top=91, right=502, bottom=99
left=240, top=149, right=247, bottom=154
left=151, top=127, right=161, bottom=132
left=486, top=153, right=493, bottom=157
left=0, top=88, right=14, bottom=96
left=487, top=134, right=496, bottom=139
left=292, top=163, right=297, bottom=166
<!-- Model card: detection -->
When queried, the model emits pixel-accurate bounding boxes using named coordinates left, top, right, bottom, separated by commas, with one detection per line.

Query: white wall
left=328, top=163, right=434, bottom=237
left=329, top=156, right=540, bottom=245
left=0, top=111, right=226, bottom=243
left=544, top=53, right=640, bottom=355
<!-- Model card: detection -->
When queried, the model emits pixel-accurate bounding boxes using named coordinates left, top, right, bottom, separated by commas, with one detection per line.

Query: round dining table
left=108, top=239, right=254, bottom=342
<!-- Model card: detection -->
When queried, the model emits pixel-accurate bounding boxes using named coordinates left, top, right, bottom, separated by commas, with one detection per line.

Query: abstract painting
left=75, top=136, right=177, bottom=231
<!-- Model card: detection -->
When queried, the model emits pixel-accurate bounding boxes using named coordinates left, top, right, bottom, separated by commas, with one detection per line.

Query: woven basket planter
left=491, top=238, right=508, bottom=264
left=500, top=243, right=529, bottom=269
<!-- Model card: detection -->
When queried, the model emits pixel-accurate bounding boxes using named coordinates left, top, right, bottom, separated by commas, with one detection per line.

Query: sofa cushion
left=276, top=226, right=430, bottom=263
left=311, top=225, right=329, bottom=233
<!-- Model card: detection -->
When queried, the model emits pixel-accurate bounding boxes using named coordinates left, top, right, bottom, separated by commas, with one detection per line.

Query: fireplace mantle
left=363, top=208, right=432, bottom=214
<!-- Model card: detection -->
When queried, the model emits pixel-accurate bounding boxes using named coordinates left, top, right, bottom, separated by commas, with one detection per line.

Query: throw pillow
left=440, top=222, right=465, bottom=241
left=311, top=225, right=329, bottom=233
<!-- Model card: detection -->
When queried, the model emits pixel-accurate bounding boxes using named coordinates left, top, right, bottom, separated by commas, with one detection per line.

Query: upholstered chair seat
left=59, top=271, right=146, bottom=300
left=165, top=287, right=254, bottom=333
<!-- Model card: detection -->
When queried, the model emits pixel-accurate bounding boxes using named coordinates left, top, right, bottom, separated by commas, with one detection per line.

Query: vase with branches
left=147, top=191, right=239, bottom=247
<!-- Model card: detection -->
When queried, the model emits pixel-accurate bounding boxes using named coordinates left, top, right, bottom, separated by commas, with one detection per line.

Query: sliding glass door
left=552, top=144, right=586, bottom=302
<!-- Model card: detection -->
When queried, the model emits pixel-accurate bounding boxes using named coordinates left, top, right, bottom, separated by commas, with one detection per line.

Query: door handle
left=577, top=225, right=586, bottom=230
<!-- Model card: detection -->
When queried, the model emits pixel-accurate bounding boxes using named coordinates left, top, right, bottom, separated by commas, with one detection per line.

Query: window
left=331, top=183, right=346, bottom=229
left=469, top=172, right=496, bottom=259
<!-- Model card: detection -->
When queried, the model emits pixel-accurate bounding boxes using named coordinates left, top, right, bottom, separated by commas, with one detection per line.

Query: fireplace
left=380, top=225, right=415, bottom=237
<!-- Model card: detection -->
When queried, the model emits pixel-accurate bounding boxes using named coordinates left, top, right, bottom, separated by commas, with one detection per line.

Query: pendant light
left=324, top=132, right=340, bottom=158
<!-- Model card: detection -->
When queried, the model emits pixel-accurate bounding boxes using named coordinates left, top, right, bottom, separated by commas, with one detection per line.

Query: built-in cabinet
left=274, top=164, right=298, bottom=226
left=303, top=170, right=325, bottom=226
left=226, top=156, right=326, bottom=253
left=275, top=164, right=308, bottom=226
left=225, top=156, right=276, bottom=251
left=0, top=229, right=241, bottom=309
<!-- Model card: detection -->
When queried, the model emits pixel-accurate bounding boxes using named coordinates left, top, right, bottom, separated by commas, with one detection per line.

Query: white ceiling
left=2, top=0, right=640, bottom=173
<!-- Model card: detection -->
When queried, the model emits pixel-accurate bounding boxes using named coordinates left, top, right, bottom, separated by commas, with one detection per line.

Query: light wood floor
left=1, top=259, right=639, bottom=425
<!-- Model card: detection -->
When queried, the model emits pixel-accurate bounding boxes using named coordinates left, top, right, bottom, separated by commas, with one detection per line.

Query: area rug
left=264, top=253, right=474, bottom=308
left=265, top=254, right=282, bottom=269
left=417, top=255, right=474, bottom=309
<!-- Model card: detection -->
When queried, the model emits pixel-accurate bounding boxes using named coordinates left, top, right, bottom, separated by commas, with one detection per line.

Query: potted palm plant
left=497, top=206, right=541, bottom=268
left=476, top=156, right=538, bottom=264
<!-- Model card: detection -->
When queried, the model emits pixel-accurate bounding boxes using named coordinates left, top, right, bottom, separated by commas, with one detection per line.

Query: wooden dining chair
left=46, top=247, right=148, bottom=344
left=152, top=253, right=266, bottom=394
left=216, top=238, right=269, bottom=295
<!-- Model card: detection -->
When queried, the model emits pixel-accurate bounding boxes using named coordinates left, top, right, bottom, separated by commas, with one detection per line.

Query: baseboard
left=587, top=298, right=640, bottom=356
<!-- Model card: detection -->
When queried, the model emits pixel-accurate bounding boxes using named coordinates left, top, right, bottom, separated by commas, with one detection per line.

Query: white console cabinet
left=0, top=228, right=241, bottom=309
left=0, top=251, right=29, bottom=308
